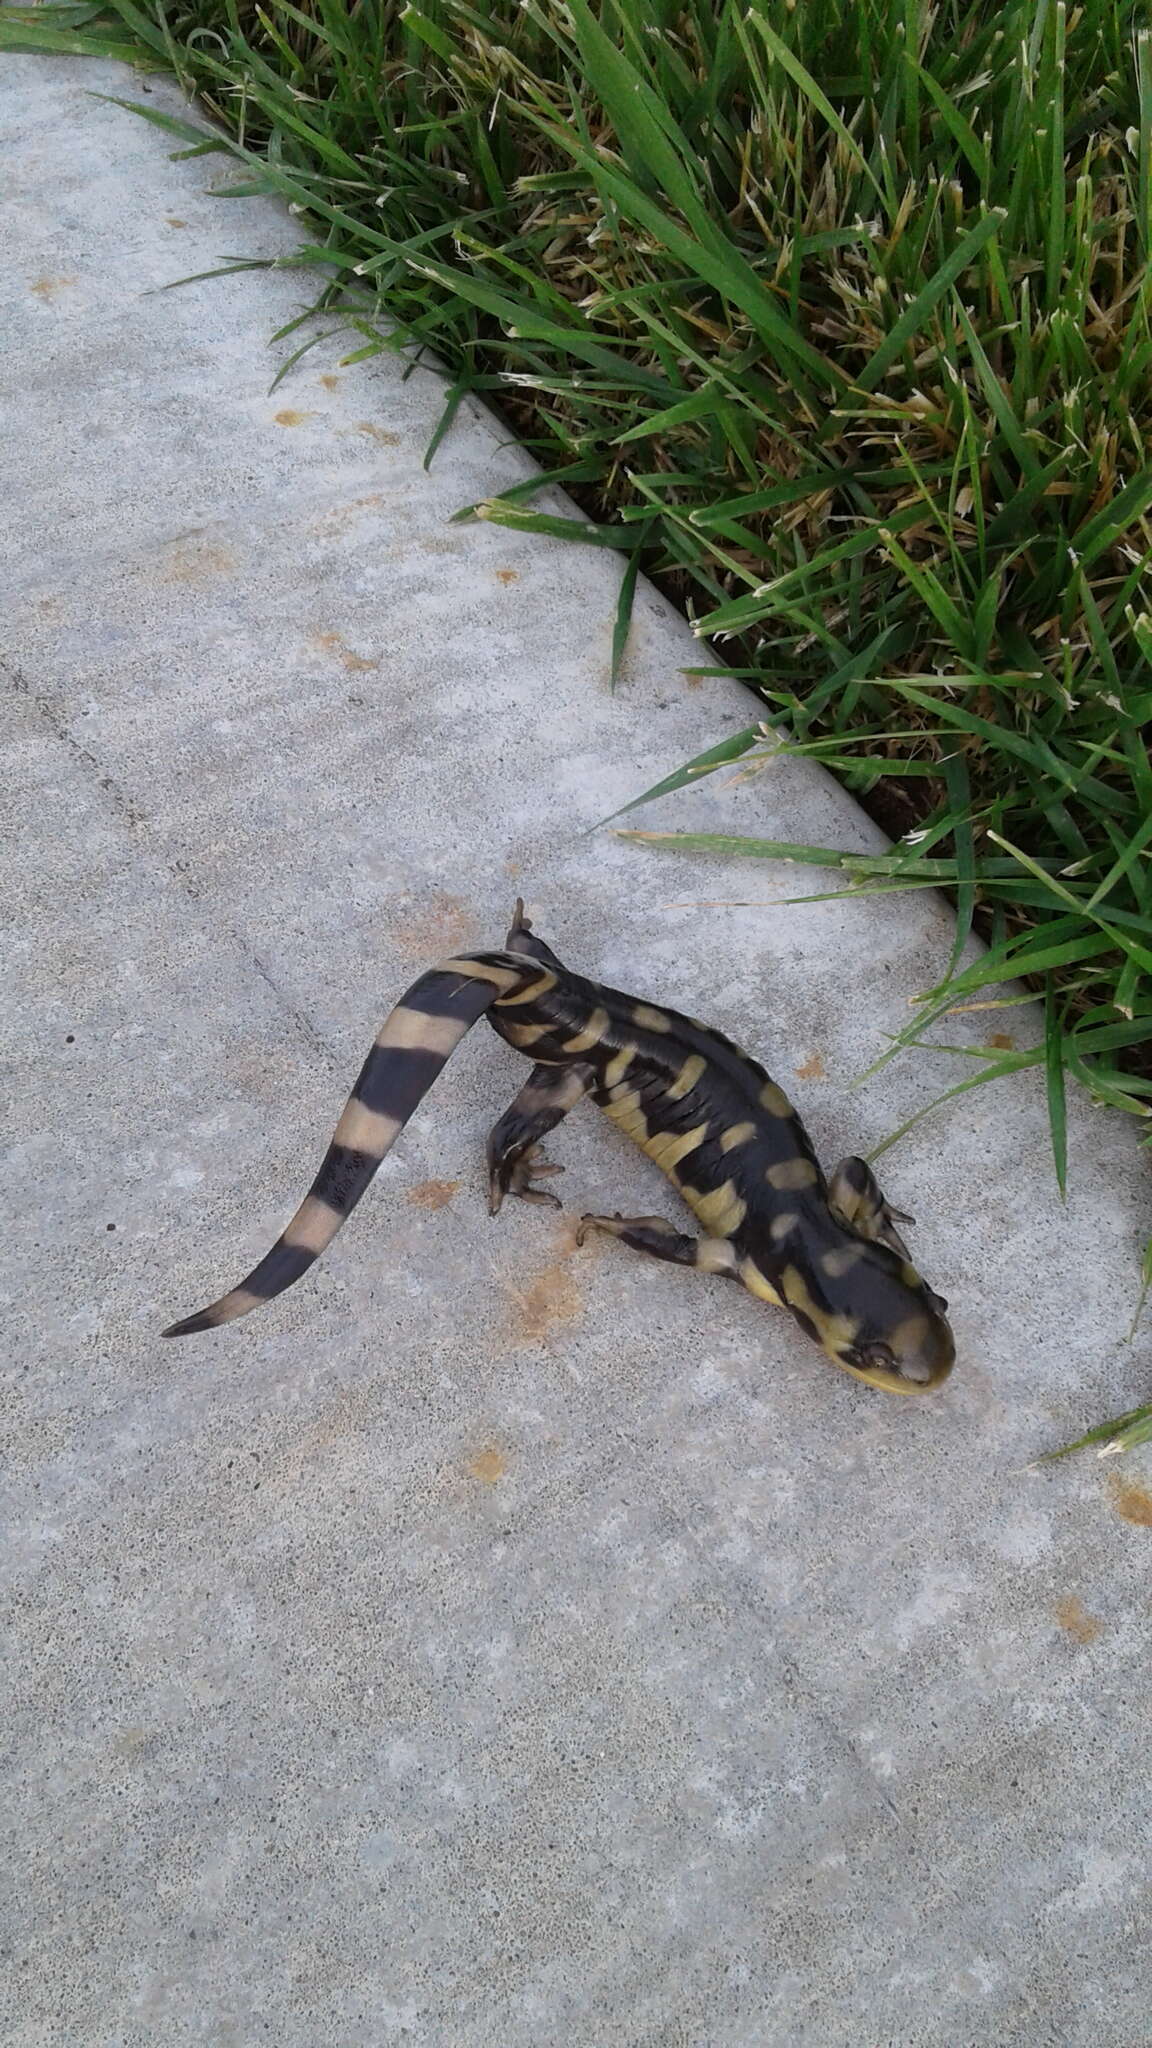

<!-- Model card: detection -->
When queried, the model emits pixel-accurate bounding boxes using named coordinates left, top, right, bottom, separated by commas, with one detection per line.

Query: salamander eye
left=856, top=1341, right=896, bottom=1373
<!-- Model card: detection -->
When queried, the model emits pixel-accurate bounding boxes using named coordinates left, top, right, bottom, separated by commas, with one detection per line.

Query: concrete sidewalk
left=4, top=51, right=1151, bottom=2048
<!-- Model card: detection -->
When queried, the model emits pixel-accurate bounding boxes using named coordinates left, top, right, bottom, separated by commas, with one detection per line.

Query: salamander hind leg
left=503, top=897, right=565, bottom=969
left=487, top=1060, right=595, bottom=1214
left=575, top=1211, right=740, bottom=1278
left=827, top=1155, right=915, bottom=1260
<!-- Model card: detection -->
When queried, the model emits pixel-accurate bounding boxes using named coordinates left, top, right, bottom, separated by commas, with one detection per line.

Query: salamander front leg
left=576, top=1211, right=740, bottom=1278
left=487, top=1061, right=595, bottom=1214
left=827, top=1155, right=915, bottom=1260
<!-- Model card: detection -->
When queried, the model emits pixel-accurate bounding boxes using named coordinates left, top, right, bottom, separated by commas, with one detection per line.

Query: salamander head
left=835, top=1304, right=955, bottom=1394
left=831, top=1250, right=954, bottom=1395
left=775, top=1236, right=955, bottom=1395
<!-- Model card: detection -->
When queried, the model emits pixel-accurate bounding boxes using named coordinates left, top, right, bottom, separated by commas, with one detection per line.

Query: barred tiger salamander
left=165, top=902, right=954, bottom=1394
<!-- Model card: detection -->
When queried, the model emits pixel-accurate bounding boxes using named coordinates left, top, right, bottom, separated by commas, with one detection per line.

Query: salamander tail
left=163, top=949, right=539, bottom=1336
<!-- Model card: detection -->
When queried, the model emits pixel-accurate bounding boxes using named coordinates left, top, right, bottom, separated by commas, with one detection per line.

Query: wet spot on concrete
left=391, top=894, right=471, bottom=959
left=274, top=409, right=316, bottom=427
left=110, top=1726, right=157, bottom=1758
left=495, top=568, right=518, bottom=585
left=987, top=1032, right=1016, bottom=1051
left=794, top=1051, right=826, bottom=1080
left=29, top=275, right=75, bottom=301
left=1054, top=1595, right=1102, bottom=1644
left=1107, top=1474, right=1152, bottom=1527
left=312, top=494, right=384, bottom=540
left=466, top=1446, right=508, bottom=1485
left=504, top=1238, right=584, bottom=1348
left=307, top=630, right=379, bottom=672
left=407, top=1179, right=460, bottom=1211
left=356, top=422, right=400, bottom=446
left=161, top=540, right=236, bottom=584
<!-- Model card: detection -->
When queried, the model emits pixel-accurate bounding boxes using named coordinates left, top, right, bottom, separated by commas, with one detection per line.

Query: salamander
left=164, top=901, right=955, bottom=1395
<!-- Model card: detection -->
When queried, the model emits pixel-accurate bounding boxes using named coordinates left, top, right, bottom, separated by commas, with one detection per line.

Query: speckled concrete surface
left=4, top=52, right=1152, bottom=2048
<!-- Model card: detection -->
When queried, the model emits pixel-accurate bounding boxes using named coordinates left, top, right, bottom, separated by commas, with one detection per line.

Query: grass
left=4, top=0, right=1151, bottom=1450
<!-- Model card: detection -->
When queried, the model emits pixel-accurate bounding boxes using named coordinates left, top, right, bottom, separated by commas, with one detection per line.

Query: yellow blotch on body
left=821, top=1243, right=866, bottom=1279
left=759, top=1080, right=795, bottom=1118
left=603, top=1044, right=635, bottom=1088
left=767, top=1156, right=820, bottom=1192
left=741, top=1261, right=783, bottom=1307
left=602, top=1089, right=648, bottom=1144
left=644, top=1123, right=708, bottom=1173
left=781, top=1265, right=859, bottom=1351
left=497, top=968, right=559, bottom=1006
left=688, top=1181, right=746, bottom=1236
left=501, top=1019, right=552, bottom=1048
left=665, top=1053, right=706, bottom=1102
left=719, top=1121, right=757, bottom=1153
left=444, top=957, right=521, bottom=993
left=563, top=1007, right=610, bottom=1054
left=697, top=1239, right=739, bottom=1276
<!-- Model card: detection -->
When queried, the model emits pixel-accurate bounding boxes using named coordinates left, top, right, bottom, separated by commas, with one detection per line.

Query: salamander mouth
left=894, top=1355, right=934, bottom=1385
left=842, top=1358, right=937, bottom=1395
left=838, top=1340, right=950, bottom=1395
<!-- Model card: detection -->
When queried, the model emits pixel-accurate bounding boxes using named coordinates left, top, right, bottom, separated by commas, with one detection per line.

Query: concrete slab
left=3, top=50, right=1151, bottom=2048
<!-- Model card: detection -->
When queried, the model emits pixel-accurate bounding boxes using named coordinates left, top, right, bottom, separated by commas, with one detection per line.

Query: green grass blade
left=852, top=212, right=1006, bottom=395
left=1037, top=1399, right=1152, bottom=1461
left=742, top=9, right=880, bottom=196
left=88, top=93, right=227, bottom=148
left=610, top=532, right=650, bottom=692
left=866, top=1051, right=1040, bottom=1162
left=423, top=374, right=473, bottom=473
left=0, top=17, right=143, bottom=57
left=1128, top=1236, right=1152, bottom=1341
left=472, top=504, right=639, bottom=550
left=595, top=732, right=764, bottom=828
left=941, top=749, right=977, bottom=972
left=1043, top=977, right=1069, bottom=1197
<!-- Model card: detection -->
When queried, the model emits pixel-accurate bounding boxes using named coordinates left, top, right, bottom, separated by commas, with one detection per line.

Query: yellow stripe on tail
left=163, top=951, right=537, bottom=1336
